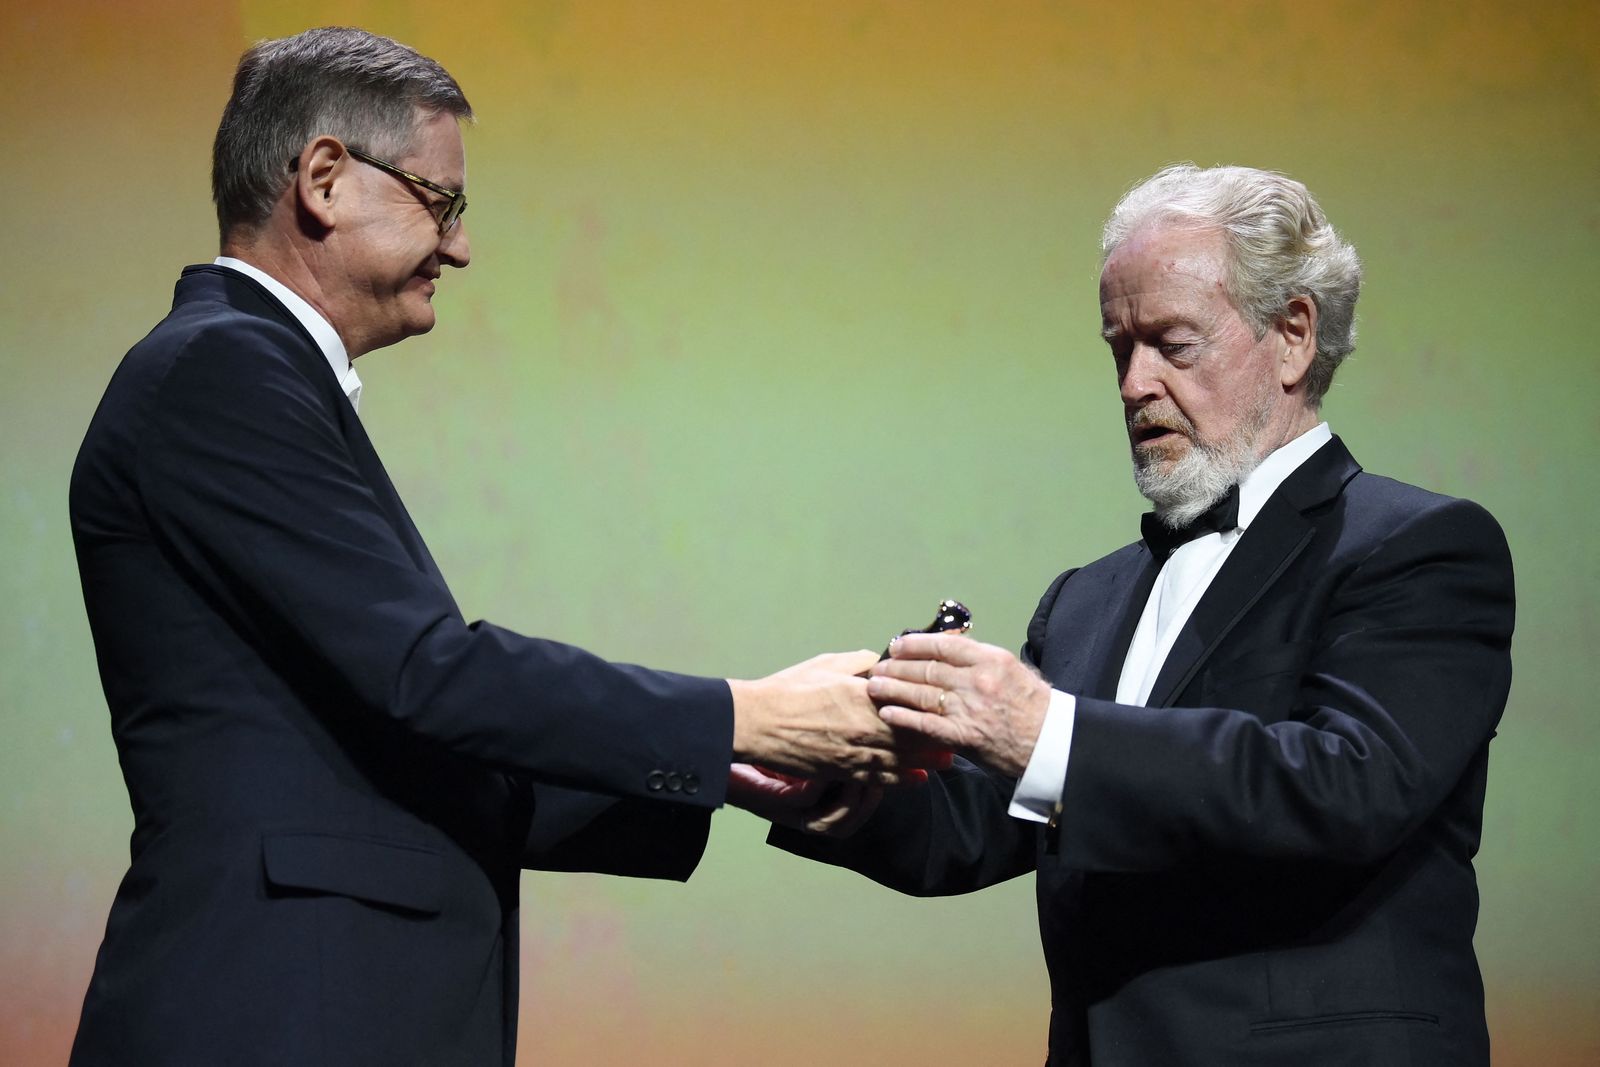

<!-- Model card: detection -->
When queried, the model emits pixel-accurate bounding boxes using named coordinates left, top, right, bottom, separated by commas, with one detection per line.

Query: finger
left=851, top=760, right=939, bottom=786
left=810, top=648, right=881, bottom=677
left=812, top=783, right=886, bottom=837
left=728, top=764, right=825, bottom=806
left=806, top=782, right=866, bottom=834
left=768, top=649, right=878, bottom=684
left=887, top=632, right=987, bottom=665
left=774, top=777, right=827, bottom=806
left=877, top=766, right=932, bottom=788
left=730, top=762, right=797, bottom=784
left=832, top=785, right=885, bottom=835
left=869, top=656, right=958, bottom=689
left=865, top=675, right=946, bottom=715
left=756, top=766, right=810, bottom=787
left=878, top=704, right=962, bottom=747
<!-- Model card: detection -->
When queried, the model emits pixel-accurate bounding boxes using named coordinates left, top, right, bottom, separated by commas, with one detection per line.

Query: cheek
left=1171, top=379, right=1251, bottom=443
left=1192, top=339, right=1273, bottom=416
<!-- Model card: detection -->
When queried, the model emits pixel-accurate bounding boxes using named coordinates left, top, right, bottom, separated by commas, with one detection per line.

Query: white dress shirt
left=213, top=257, right=362, bottom=412
left=1008, top=422, right=1333, bottom=823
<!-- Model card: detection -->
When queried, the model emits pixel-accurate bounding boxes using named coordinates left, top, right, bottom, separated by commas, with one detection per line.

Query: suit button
left=646, top=770, right=665, bottom=791
left=665, top=772, right=683, bottom=793
left=683, top=773, right=700, bottom=796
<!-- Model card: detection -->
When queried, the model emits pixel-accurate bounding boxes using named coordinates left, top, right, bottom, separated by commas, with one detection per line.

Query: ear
left=1275, top=294, right=1318, bottom=391
left=292, top=136, right=350, bottom=232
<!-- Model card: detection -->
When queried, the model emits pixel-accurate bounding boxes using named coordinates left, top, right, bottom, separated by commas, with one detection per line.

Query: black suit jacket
left=776, top=437, right=1515, bottom=1066
left=68, top=265, right=734, bottom=1066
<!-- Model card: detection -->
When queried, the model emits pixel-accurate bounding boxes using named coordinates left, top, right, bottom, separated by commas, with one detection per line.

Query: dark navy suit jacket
left=776, top=437, right=1515, bottom=1066
left=69, top=265, right=733, bottom=1065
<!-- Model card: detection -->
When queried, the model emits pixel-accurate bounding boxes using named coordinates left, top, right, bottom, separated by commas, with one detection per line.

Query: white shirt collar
left=1236, top=421, right=1332, bottom=529
left=213, top=256, right=362, bottom=412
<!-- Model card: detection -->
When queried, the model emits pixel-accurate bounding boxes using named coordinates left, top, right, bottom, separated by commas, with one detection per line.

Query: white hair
left=1103, top=164, right=1363, bottom=407
left=1131, top=370, right=1277, bottom=526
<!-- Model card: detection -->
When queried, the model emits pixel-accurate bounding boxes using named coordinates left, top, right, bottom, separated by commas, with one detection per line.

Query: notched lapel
left=1077, top=550, right=1160, bottom=699
left=1145, top=502, right=1313, bottom=708
left=342, top=416, right=451, bottom=590
left=1145, top=436, right=1361, bottom=708
left=193, top=266, right=452, bottom=593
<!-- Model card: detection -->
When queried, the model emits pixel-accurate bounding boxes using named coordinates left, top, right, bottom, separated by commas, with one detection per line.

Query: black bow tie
left=1140, top=484, right=1241, bottom=561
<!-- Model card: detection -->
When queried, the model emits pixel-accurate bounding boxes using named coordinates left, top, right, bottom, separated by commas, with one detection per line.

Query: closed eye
left=1159, top=339, right=1208, bottom=367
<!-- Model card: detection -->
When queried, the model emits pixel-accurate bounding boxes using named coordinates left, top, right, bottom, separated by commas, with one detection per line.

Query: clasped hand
left=728, top=650, right=949, bottom=785
left=868, top=633, right=1052, bottom=780
left=728, top=637, right=1051, bottom=834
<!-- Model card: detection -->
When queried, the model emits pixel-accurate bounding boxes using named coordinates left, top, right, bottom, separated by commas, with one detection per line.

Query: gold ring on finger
left=937, top=690, right=947, bottom=715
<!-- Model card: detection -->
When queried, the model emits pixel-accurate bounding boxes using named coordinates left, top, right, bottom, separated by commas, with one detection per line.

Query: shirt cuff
left=1007, top=688, right=1076, bottom=824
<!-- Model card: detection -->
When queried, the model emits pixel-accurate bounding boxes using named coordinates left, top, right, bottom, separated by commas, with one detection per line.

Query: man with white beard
left=767, top=164, right=1517, bottom=1066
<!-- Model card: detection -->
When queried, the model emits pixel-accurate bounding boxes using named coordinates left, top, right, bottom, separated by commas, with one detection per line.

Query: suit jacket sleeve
left=521, top=781, right=709, bottom=880
left=134, top=315, right=733, bottom=808
left=1053, top=495, right=1515, bottom=872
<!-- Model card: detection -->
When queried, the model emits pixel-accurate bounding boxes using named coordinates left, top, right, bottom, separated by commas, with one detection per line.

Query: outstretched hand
left=868, top=633, right=1051, bottom=779
left=728, top=649, right=945, bottom=785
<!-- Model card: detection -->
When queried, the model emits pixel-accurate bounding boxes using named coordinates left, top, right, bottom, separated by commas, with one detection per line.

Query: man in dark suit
left=69, top=27, right=904, bottom=1066
left=769, top=164, right=1515, bottom=1065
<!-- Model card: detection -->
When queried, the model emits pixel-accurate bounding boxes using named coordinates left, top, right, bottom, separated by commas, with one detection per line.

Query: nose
left=1119, top=343, right=1166, bottom=409
left=439, top=219, right=471, bottom=268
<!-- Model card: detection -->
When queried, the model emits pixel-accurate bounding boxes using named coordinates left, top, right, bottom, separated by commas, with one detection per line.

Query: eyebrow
left=1101, top=315, right=1201, bottom=341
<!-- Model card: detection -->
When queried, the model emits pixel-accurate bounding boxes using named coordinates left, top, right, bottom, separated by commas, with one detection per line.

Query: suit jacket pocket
left=1257, top=920, right=1403, bottom=1024
left=262, top=831, right=443, bottom=915
left=1249, top=1009, right=1439, bottom=1034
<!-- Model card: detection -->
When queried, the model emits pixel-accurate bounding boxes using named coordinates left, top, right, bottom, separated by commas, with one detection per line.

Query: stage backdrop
left=2, top=2, right=1596, bottom=1063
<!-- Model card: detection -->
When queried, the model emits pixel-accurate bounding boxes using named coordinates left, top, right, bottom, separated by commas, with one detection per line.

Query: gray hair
left=1102, top=164, right=1362, bottom=407
left=212, top=27, right=472, bottom=238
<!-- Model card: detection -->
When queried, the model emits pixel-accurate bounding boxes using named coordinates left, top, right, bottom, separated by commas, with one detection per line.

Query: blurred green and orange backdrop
left=2, top=1, right=1596, bottom=1064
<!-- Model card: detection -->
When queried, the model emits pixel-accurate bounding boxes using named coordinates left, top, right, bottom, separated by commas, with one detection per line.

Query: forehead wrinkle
left=1103, top=262, right=1230, bottom=338
left=1101, top=304, right=1207, bottom=337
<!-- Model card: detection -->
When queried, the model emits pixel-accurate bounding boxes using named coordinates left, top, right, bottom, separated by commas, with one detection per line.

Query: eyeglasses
left=346, top=147, right=468, bottom=234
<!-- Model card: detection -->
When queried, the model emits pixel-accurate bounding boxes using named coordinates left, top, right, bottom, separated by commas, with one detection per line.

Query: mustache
left=1127, top=406, right=1196, bottom=437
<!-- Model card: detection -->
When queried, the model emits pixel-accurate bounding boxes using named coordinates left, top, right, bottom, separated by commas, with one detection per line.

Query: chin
left=402, top=307, right=438, bottom=338
left=1132, top=438, right=1187, bottom=471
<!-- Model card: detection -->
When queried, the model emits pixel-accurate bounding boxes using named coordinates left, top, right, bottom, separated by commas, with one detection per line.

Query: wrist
left=727, top=678, right=770, bottom=763
left=995, top=680, right=1053, bottom=779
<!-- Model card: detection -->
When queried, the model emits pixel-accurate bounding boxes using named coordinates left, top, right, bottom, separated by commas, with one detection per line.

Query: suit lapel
left=1144, top=503, right=1313, bottom=707
left=187, top=265, right=451, bottom=592
left=1089, top=554, right=1161, bottom=699
left=340, top=413, right=451, bottom=590
left=1042, top=548, right=1160, bottom=699
left=1145, top=436, right=1362, bottom=708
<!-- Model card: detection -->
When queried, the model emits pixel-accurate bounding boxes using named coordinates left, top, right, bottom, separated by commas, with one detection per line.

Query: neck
left=1253, top=401, right=1321, bottom=463
left=221, top=229, right=367, bottom=357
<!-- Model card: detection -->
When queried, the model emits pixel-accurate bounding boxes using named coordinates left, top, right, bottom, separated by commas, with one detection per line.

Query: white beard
left=1130, top=387, right=1274, bottom=528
